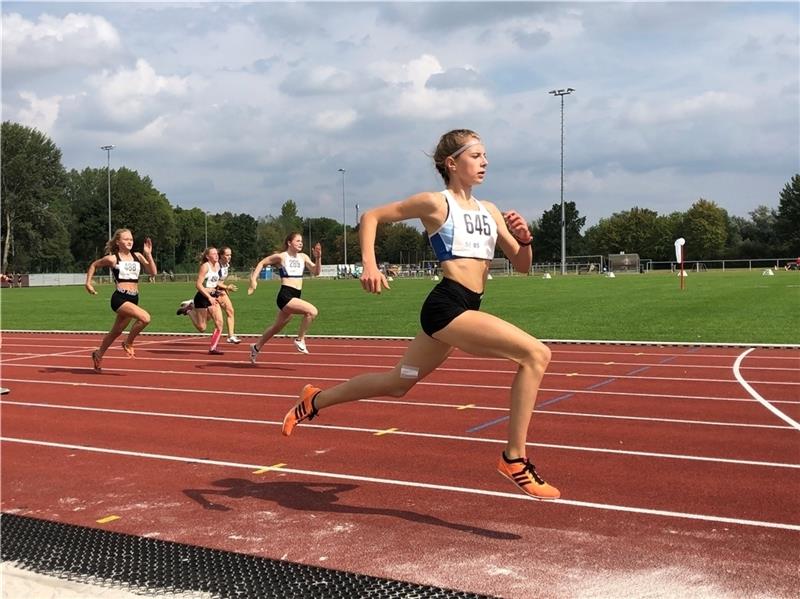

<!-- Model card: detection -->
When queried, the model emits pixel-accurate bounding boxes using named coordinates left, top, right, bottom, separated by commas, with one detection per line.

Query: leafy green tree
left=534, top=201, right=585, bottom=262
left=583, top=207, right=665, bottom=260
left=776, top=174, right=800, bottom=255
left=727, top=206, right=779, bottom=259
left=1, top=121, right=70, bottom=273
left=682, top=199, right=728, bottom=260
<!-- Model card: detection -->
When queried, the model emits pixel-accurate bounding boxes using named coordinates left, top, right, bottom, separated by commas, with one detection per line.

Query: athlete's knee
left=139, top=312, right=151, bottom=326
left=529, top=340, right=551, bottom=368
left=306, top=306, right=318, bottom=319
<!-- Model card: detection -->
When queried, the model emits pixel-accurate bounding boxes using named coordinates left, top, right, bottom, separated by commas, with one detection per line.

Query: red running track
left=1, top=332, right=799, bottom=598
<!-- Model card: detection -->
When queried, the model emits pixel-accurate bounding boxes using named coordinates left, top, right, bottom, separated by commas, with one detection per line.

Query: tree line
left=2, top=120, right=798, bottom=275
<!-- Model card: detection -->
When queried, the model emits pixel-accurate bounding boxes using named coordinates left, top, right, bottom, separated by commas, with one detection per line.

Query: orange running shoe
left=497, top=452, right=560, bottom=500
left=121, top=342, right=135, bottom=358
left=282, top=384, right=321, bottom=436
left=91, top=350, right=102, bottom=373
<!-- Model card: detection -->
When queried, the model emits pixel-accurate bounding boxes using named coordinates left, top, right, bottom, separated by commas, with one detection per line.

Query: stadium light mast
left=204, top=211, right=208, bottom=248
left=548, top=88, right=575, bottom=275
left=338, top=168, right=347, bottom=269
left=100, top=145, right=115, bottom=240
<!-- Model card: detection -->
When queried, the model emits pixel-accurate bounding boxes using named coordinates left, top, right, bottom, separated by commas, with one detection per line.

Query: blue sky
left=3, top=1, right=798, bottom=228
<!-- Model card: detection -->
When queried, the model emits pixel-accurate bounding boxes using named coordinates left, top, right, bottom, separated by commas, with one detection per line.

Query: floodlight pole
left=549, top=88, right=574, bottom=275
left=338, top=168, right=347, bottom=268
left=101, top=145, right=115, bottom=240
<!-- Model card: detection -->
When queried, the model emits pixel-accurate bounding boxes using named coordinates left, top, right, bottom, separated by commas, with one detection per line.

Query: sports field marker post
left=674, top=238, right=686, bottom=290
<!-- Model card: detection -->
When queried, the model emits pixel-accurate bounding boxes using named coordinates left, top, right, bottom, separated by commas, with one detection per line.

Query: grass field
left=1, top=271, right=798, bottom=344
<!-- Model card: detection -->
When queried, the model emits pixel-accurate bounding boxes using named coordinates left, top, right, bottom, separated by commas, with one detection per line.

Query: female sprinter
left=247, top=233, right=322, bottom=363
left=280, top=129, right=559, bottom=500
left=185, top=247, right=227, bottom=355
left=85, top=229, right=157, bottom=372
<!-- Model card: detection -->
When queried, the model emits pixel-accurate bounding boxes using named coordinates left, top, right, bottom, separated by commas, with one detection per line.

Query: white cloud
left=87, top=59, right=190, bottom=123
left=628, top=91, right=754, bottom=125
left=2, top=12, right=121, bottom=72
left=15, top=91, right=62, bottom=132
left=314, top=109, right=357, bottom=131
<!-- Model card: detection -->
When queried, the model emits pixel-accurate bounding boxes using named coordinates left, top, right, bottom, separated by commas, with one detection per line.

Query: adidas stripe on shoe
left=282, top=384, right=320, bottom=436
left=497, top=452, right=560, bottom=500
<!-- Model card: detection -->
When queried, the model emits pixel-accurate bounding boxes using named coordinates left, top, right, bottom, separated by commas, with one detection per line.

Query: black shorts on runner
left=110, top=289, right=140, bottom=313
left=193, top=289, right=220, bottom=310
left=276, top=285, right=302, bottom=310
left=419, top=277, right=482, bottom=337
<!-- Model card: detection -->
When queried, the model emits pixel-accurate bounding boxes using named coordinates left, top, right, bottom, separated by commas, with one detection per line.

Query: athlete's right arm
left=359, top=192, right=441, bottom=294
left=248, top=254, right=280, bottom=295
left=85, top=255, right=114, bottom=295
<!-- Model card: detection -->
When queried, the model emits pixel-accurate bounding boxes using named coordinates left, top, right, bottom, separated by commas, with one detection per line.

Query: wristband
left=515, top=238, right=532, bottom=247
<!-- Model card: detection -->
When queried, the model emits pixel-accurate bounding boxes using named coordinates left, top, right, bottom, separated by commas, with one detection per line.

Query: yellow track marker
left=96, top=515, right=120, bottom=524
left=457, top=404, right=475, bottom=410
left=253, top=463, right=286, bottom=474
left=374, top=427, right=399, bottom=436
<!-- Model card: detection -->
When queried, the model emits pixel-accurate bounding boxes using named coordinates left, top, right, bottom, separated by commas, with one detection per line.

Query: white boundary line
left=2, top=436, right=798, bottom=532
left=733, top=348, right=800, bottom=431
left=2, top=400, right=797, bottom=469
left=2, top=329, right=799, bottom=349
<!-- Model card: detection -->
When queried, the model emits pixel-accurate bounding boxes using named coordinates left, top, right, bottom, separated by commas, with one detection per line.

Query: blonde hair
left=104, top=228, right=131, bottom=255
left=198, top=246, right=218, bottom=263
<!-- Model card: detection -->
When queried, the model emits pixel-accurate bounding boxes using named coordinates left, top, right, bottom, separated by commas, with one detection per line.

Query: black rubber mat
left=0, top=513, right=495, bottom=598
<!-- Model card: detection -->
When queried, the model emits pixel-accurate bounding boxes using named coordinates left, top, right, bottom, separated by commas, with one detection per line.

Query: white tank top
left=202, top=263, right=220, bottom=289
left=428, top=190, right=497, bottom=261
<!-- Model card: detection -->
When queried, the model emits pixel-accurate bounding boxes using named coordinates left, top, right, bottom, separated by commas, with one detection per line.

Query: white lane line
left=2, top=436, right=798, bottom=532
left=0, top=336, right=198, bottom=365
left=4, top=359, right=799, bottom=389
left=5, top=343, right=798, bottom=370
left=3, top=369, right=799, bottom=407
left=734, top=348, right=800, bottom=431
left=2, top=400, right=797, bottom=469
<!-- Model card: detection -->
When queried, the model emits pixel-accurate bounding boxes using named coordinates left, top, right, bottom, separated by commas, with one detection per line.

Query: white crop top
left=278, top=252, right=305, bottom=278
left=428, top=190, right=497, bottom=261
left=112, top=254, right=141, bottom=283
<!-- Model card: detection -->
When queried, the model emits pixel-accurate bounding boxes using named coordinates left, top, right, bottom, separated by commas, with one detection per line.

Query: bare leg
left=314, top=331, right=453, bottom=409
left=254, top=309, right=293, bottom=351
left=286, top=298, right=318, bottom=343
left=118, top=303, right=152, bottom=348
left=96, top=313, right=133, bottom=357
left=433, top=311, right=551, bottom=459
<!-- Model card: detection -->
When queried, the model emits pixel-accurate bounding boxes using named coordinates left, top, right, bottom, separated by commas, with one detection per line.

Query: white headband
left=448, top=139, right=482, bottom=160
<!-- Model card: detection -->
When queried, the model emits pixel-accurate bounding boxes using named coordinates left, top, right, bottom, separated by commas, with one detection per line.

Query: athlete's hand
left=247, top=284, right=256, bottom=296
left=360, top=265, right=390, bottom=294
left=143, top=237, right=153, bottom=254
left=85, top=283, right=97, bottom=295
left=226, top=284, right=238, bottom=292
left=503, top=210, right=532, bottom=244
left=312, top=242, right=322, bottom=260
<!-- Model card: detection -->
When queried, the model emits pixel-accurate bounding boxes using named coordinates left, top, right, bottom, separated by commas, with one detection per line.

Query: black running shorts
left=419, top=277, right=483, bottom=337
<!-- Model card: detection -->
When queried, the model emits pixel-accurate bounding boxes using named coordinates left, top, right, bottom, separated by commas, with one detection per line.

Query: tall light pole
left=548, top=88, right=574, bottom=275
left=355, top=203, right=360, bottom=227
left=100, top=145, right=115, bottom=240
left=338, top=168, right=347, bottom=268
left=204, top=211, right=208, bottom=248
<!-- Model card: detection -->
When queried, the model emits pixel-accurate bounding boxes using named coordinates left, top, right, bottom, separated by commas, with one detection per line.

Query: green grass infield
left=1, top=270, right=798, bottom=345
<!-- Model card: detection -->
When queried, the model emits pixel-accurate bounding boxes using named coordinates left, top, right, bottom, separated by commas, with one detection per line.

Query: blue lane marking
left=626, top=366, right=651, bottom=375
left=585, top=378, right=617, bottom=390
left=537, top=393, right=575, bottom=409
left=466, top=415, right=510, bottom=433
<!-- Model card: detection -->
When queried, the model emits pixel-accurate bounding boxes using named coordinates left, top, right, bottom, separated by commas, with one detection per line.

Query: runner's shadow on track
left=40, top=367, right=123, bottom=377
left=146, top=349, right=199, bottom=356
left=183, top=478, right=520, bottom=540
left=199, top=363, right=294, bottom=371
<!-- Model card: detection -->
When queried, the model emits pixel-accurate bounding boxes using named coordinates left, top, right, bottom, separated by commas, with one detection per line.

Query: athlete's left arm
left=135, top=237, right=158, bottom=275
left=484, top=202, right=532, bottom=274
left=304, top=243, right=322, bottom=276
